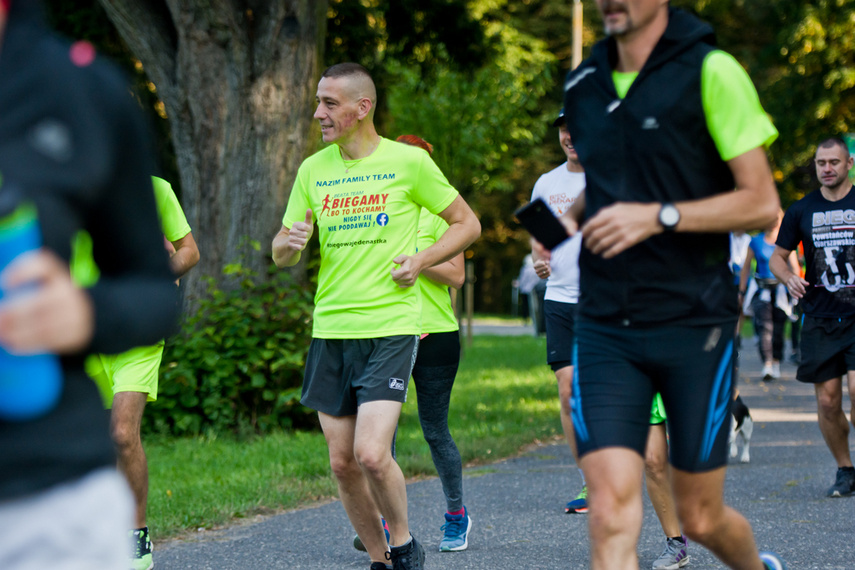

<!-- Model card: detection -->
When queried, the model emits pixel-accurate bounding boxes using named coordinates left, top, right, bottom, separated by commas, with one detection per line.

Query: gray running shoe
left=652, top=536, right=690, bottom=570
left=826, top=467, right=855, bottom=497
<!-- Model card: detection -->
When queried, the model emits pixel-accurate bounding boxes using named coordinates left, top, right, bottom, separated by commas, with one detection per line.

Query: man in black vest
left=550, top=1, right=787, bottom=568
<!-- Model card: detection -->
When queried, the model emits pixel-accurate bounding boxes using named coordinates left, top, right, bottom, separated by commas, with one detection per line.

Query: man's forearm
left=769, top=252, right=794, bottom=283
left=169, top=249, right=199, bottom=278
left=414, top=220, right=479, bottom=273
left=421, top=254, right=465, bottom=289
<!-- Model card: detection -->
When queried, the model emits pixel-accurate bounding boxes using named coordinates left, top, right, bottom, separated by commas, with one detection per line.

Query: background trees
left=46, top=0, right=855, bottom=314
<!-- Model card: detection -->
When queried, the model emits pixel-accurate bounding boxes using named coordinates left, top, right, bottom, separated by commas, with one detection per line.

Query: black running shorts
left=572, top=319, right=736, bottom=473
left=301, top=335, right=419, bottom=417
left=545, top=300, right=577, bottom=372
left=797, top=315, right=855, bottom=384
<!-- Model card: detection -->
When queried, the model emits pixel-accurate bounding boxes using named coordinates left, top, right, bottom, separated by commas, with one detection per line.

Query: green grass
left=470, top=312, right=527, bottom=324
left=146, top=335, right=558, bottom=538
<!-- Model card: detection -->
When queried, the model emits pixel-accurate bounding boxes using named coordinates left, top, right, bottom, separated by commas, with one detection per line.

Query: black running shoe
left=370, top=563, right=392, bottom=570
left=388, top=534, right=425, bottom=570
left=826, top=466, right=855, bottom=497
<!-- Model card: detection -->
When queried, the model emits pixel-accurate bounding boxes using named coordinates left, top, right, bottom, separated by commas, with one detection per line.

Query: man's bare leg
left=580, top=448, right=645, bottom=570
left=111, top=391, right=149, bottom=529
left=353, top=401, right=412, bottom=547
left=671, top=467, right=764, bottom=570
left=644, top=423, right=681, bottom=538
left=814, top=377, right=853, bottom=467
left=556, top=365, right=578, bottom=458
left=319, top=411, right=389, bottom=565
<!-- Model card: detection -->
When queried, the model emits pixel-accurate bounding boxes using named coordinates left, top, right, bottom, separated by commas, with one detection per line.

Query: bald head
left=321, top=63, right=377, bottom=116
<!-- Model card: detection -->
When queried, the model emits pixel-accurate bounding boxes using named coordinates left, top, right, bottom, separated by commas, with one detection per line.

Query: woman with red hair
left=397, top=135, right=472, bottom=552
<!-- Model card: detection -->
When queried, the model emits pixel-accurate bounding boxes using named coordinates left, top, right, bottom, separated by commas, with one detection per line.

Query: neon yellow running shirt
left=417, top=209, right=459, bottom=334
left=283, top=137, right=459, bottom=339
left=152, top=176, right=192, bottom=242
left=611, top=50, right=777, bottom=161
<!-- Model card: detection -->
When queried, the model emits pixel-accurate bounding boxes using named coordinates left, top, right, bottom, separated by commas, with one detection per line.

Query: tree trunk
left=97, top=0, right=327, bottom=307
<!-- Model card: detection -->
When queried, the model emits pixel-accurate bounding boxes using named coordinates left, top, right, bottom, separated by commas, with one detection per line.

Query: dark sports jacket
left=0, top=1, right=178, bottom=500
left=563, top=8, right=738, bottom=328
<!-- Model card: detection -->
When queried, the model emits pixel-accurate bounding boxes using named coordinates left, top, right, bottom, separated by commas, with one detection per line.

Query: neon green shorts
left=650, top=393, right=667, bottom=425
left=85, top=341, right=165, bottom=409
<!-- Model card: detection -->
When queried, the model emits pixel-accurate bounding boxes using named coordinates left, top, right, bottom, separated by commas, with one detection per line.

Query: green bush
left=143, top=259, right=317, bottom=436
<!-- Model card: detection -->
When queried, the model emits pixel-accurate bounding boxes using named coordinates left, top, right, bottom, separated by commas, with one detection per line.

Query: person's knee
left=676, top=501, right=720, bottom=543
left=328, top=451, right=361, bottom=482
left=816, top=389, right=842, bottom=416
left=555, top=369, right=573, bottom=414
left=420, top=423, right=449, bottom=448
left=354, top=442, right=392, bottom=478
left=557, top=385, right=572, bottom=415
left=644, top=452, right=668, bottom=484
left=587, top=487, right=639, bottom=540
left=110, top=416, right=141, bottom=451
left=679, top=515, right=717, bottom=544
left=587, top=478, right=638, bottom=520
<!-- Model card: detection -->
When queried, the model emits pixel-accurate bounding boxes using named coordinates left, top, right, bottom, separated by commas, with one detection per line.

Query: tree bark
left=97, top=0, right=326, bottom=307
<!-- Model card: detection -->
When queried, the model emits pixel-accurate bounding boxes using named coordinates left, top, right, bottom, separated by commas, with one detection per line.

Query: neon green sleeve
left=702, top=51, right=778, bottom=161
left=282, top=162, right=313, bottom=228
left=151, top=176, right=191, bottom=242
left=412, top=152, right=458, bottom=216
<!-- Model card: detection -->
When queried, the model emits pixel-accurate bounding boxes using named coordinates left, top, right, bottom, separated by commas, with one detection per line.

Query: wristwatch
left=658, top=203, right=680, bottom=232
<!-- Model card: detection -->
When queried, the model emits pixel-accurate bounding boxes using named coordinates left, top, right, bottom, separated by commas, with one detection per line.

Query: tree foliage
left=676, top=0, right=855, bottom=205
left=146, top=253, right=316, bottom=436
left=45, top=0, right=855, bottom=313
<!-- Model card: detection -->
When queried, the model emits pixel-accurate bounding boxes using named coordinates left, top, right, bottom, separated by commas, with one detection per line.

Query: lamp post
left=572, top=0, right=583, bottom=69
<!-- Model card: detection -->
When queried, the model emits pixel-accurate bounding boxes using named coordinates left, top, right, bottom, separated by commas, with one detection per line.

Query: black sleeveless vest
left=563, top=8, right=738, bottom=327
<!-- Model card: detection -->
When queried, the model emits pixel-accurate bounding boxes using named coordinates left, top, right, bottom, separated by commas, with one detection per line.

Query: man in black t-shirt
left=771, top=136, right=855, bottom=498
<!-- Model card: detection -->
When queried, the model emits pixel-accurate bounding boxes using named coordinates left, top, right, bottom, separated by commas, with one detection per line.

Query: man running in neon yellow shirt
left=273, top=63, right=480, bottom=570
left=80, top=176, right=199, bottom=570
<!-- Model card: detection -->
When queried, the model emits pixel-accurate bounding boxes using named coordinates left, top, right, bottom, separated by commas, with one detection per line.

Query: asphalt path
left=157, top=326, right=853, bottom=569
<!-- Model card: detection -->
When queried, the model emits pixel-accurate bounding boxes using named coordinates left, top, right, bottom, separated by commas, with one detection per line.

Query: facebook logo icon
left=376, top=213, right=389, bottom=226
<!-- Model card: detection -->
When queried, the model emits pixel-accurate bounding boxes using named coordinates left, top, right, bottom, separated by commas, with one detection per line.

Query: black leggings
left=753, top=289, right=786, bottom=362
left=411, top=331, right=464, bottom=513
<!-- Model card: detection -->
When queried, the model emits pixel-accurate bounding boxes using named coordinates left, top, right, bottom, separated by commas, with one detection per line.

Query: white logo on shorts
left=641, top=117, right=660, bottom=129
left=703, top=327, right=722, bottom=352
left=389, top=377, right=405, bottom=391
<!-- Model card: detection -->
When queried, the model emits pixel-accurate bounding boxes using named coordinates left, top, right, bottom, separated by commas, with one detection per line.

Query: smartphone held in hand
left=514, top=198, right=570, bottom=250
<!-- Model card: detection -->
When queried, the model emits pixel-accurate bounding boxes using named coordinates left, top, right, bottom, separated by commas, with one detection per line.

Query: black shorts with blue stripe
left=571, top=319, right=736, bottom=472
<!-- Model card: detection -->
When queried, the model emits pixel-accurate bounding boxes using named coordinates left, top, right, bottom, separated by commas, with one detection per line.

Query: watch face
left=660, top=205, right=680, bottom=228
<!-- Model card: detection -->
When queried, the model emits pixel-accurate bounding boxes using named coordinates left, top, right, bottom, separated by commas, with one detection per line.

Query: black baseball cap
left=551, top=108, right=565, bottom=128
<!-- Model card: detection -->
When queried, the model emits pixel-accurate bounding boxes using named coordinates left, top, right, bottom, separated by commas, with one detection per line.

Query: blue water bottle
left=0, top=184, right=63, bottom=421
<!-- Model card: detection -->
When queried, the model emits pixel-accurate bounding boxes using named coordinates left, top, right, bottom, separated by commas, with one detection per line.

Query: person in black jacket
left=544, top=1, right=787, bottom=569
left=0, top=1, right=178, bottom=568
